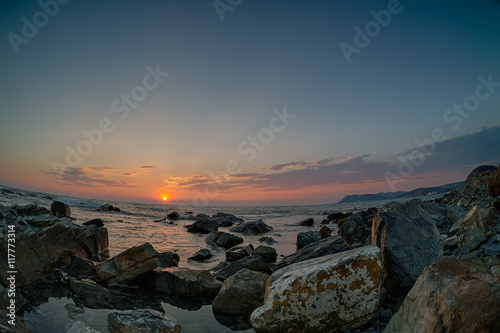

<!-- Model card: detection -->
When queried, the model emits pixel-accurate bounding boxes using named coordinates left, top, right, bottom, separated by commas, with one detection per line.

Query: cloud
left=140, top=166, right=157, bottom=169
left=54, top=168, right=137, bottom=188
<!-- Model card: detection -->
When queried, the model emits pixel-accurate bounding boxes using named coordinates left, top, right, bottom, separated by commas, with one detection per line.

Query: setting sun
left=163, top=196, right=168, bottom=201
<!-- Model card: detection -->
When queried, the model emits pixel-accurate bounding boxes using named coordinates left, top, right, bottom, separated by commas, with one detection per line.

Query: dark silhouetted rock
left=319, top=225, right=332, bottom=238
left=158, top=251, right=180, bottom=268
left=487, top=164, right=500, bottom=198
left=327, top=212, right=351, bottom=221
left=188, top=248, right=213, bottom=262
left=212, top=212, right=244, bottom=227
left=65, top=256, right=97, bottom=279
left=258, top=236, right=277, bottom=245
left=186, top=218, right=218, bottom=234
left=213, top=255, right=271, bottom=281
left=226, top=244, right=254, bottom=262
left=297, top=231, right=322, bottom=249
left=251, top=245, right=277, bottom=263
left=98, top=204, right=121, bottom=212
left=298, top=218, right=314, bottom=226
left=83, top=218, right=104, bottom=227
left=154, top=269, right=222, bottom=297
left=50, top=200, right=71, bottom=217
left=206, top=231, right=243, bottom=249
left=230, top=219, right=273, bottom=235
left=12, top=203, right=49, bottom=217
left=338, top=213, right=367, bottom=247
left=167, top=211, right=180, bottom=219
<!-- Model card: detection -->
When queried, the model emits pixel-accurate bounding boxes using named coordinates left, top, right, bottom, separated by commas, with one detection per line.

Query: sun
left=162, top=196, right=168, bottom=201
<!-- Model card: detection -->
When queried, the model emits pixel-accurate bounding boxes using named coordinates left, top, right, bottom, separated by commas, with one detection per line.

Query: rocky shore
left=1, top=164, right=500, bottom=332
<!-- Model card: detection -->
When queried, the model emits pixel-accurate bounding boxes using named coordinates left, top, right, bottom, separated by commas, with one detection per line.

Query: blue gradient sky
left=1, top=0, right=500, bottom=205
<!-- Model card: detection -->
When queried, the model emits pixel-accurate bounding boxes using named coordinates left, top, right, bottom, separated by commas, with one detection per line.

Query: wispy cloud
left=140, top=166, right=157, bottom=169
left=52, top=168, right=138, bottom=187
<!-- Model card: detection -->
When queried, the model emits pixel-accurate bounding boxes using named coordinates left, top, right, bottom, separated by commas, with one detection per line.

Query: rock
left=212, top=212, right=244, bottom=227
left=95, top=243, right=160, bottom=284
left=186, top=218, right=218, bottom=234
left=226, top=244, right=254, bottom=262
left=11, top=203, right=49, bottom=217
left=338, top=213, right=368, bottom=247
left=251, top=245, right=277, bottom=262
left=457, top=205, right=487, bottom=253
left=0, top=309, right=29, bottom=333
left=480, top=234, right=500, bottom=256
left=167, top=211, right=180, bottom=219
left=327, top=212, right=351, bottom=221
left=213, top=268, right=269, bottom=315
left=487, top=164, right=500, bottom=197
left=108, top=309, right=181, bottom=333
left=50, top=200, right=71, bottom=217
left=274, top=235, right=350, bottom=271
left=206, top=231, right=243, bottom=249
left=298, top=218, right=314, bottom=226
left=67, top=321, right=100, bottom=333
left=158, top=251, right=179, bottom=268
left=23, top=214, right=58, bottom=227
left=250, top=246, right=384, bottom=332
left=319, top=225, right=332, bottom=238
left=213, top=255, right=271, bottom=281
left=83, top=218, right=104, bottom=227
left=230, top=219, right=273, bottom=235
left=296, top=231, right=322, bottom=249
left=372, top=200, right=443, bottom=294
left=98, top=204, right=120, bottom=212
left=65, top=303, right=85, bottom=319
left=385, top=257, right=500, bottom=333
left=258, top=236, right=277, bottom=245
left=0, top=219, right=108, bottom=286
left=188, top=248, right=213, bottom=262
left=65, top=256, right=98, bottom=278
left=68, top=278, right=128, bottom=308
left=154, top=269, right=222, bottom=297
left=482, top=206, right=499, bottom=235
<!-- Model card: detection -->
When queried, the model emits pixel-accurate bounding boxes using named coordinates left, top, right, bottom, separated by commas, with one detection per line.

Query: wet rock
left=0, top=219, right=108, bottom=286
left=213, top=255, right=271, bottom=281
left=154, top=269, right=222, bottom=297
left=67, top=278, right=129, bottom=308
left=67, top=321, right=100, bottom=333
left=65, top=256, right=98, bottom=279
left=298, top=218, right=314, bottom=226
left=108, top=309, right=181, bottom=333
left=213, top=268, right=269, bottom=315
left=274, top=235, right=350, bottom=271
left=186, top=218, right=218, bottom=234
left=206, top=231, right=243, bottom=249
left=95, top=243, right=160, bottom=284
left=212, top=212, right=244, bottom=227
left=98, top=204, right=121, bottom=212
left=487, top=163, right=500, bottom=198
left=258, top=236, right=277, bottom=245
left=230, top=219, right=273, bottom=235
left=338, top=213, right=368, bottom=247
left=385, top=257, right=500, bottom=333
left=296, top=231, right=322, bottom=249
left=226, top=244, right=254, bottom=262
left=188, top=248, right=213, bottom=262
left=328, top=212, right=352, bottom=222
left=0, top=309, right=29, bottom=333
left=372, top=200, right=443, bottom=294
left=65, top=303, right=85, bottom=319
left=319, top=225, right=332, bottom=238
left=250, top=246, right=383, bottom=332
left=158, top=251, right=179, bottom=268
left=480, top=234, right=500, bottom=256
left=457, top=205, right=487, bottom=253
left=11, top=203, right=49, bottom=217
left=50, top=200, right=71, bottom=217
left=251, top=245, right=277, bottom=263
left=23, top=214, right=58, bottom=227
left=83, top=218, right=104, bottom=227
left=167, top=211, right=180, bottom=219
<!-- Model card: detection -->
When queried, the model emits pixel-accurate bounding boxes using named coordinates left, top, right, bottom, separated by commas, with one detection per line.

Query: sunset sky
left=1, top=1, right=500, bottom=205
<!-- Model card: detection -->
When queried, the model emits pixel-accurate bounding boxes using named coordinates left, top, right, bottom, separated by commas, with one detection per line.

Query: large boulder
left=274, top=235, right=350, bottom=271
left=0, top=216, right=108, bottom=286
left=251, top=245, right=277, bottom=263
left=385, top=257, right=500, bottom=333
left=186, top=218, right=218, bottom=234
left=338, top=213, right=368, bottom=247
left=211, top=212, right=244, bottom=227
left=487, top=164, right=500, bottom=198
left=296, top=231, right=322, bottom=249
left=11, top=203, right=49, bottom=217
left=50, top=200, right=71, bottom=217
left=67, top=278, right=131, bottom=308
left=158, top=251, right=179, bottom=268
left=187, top=247, right=214, bottom=262
left=213, top=268, right=269, bottom=315
left=213, top=255, right=271, bottom=281
left=108, top=309, right=181, bottom=333
left=230, top=219, right=273, bottom=235
left=298, top=218, right=314, bottom=226
left=372, top=200, right=443, bottom=294
left=95, top=243, right=160, bottom=284
left=98, top=204, right=120, bottom=212
left=250, top=246, right=384, bottom=333
left=226, top=244, right=254, bottom=262
left=457, top=205, right=487, bottom=253
left=206, top=231, right=243, bottom=249
left=153, top=269, right=222, bottom=297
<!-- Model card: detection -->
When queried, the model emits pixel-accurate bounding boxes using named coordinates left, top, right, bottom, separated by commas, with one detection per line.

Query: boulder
left=186, top=218, right=218, bottom=234
left=0, top=218, right=108, bottom=286
left=213, top=255, right=271, bottom=281
left=83, top=218, right=104, bottom=227
left=385, top=257, right=500, bottom=333
left=230, top=219, right=273, bottom=235
left=50, top=200, right=71, bottom=217
left=65, top=256, right=98, bottom=279
left=338, top=213, right=367, bottom=247
left=251, top=245, right=277, bottom=263
left=23, top=214, right=58, bottom=227
left=481, top=234, right=500, bottom=256
left=250, top=246, right=384, bottom=333
left=158, top=251, right=179, bottom=268
left=187, top=248, right=213, bottom=262
left=212, top=212, right=244, bottom=227
left=11, top=203, right=49, bottom=217
left=457, top=205, right=487, bottom=253
left=213, top=268, right=269, bottom=315
left=67, top=321, right=100, bottom=333
left=154, top=269, right=222, bottom=297
left=108, top=309, right=181, bottom=333
left=206, top=231, right=243, bottom=249
left=487, top=163, right=500, bottom=198
left=327, top=212, right=351, bottom=221
left=226, top=244, right=254, bottom=262
left=0, top=309, right=29, bottom=333
left=67, top=278, right=130, bottom=308
left=319, top=225, right=332, bottom=238
left=298, top=218, right=314, bottom=226
left=274, top=235, right=350, bottom=271
left=95, top=243, right=160, bottom=284
left=372, top=200, right=443, bottom=293
left=296, top=231, right=322, bottom=249
left=258, top=236, right=277, bottom=245
left=98, top=204, right=121, bottom=212
left=167, top=211, right=180, bottom=219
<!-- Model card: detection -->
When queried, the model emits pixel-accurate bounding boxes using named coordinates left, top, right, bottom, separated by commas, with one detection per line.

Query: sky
left=1, top=0, right=500, bottom=206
